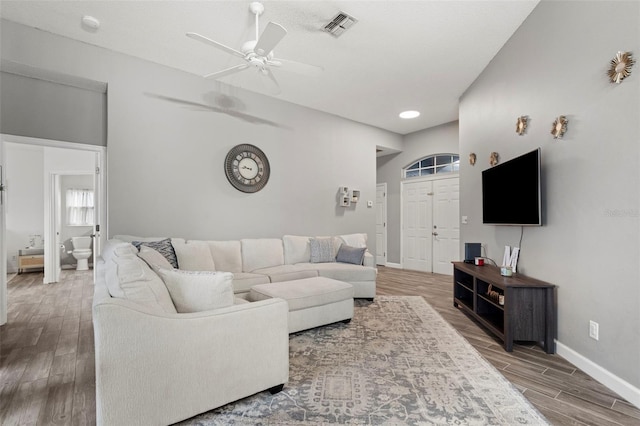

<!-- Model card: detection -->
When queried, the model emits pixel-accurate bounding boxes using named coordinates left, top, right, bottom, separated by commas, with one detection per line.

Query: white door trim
left=0, top=134, right=107, bottom=324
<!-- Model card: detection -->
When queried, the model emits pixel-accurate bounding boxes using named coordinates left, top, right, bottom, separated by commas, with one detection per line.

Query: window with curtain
left=66, top=188, right=94, bottom=226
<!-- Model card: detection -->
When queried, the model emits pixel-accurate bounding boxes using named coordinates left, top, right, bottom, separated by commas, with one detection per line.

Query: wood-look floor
left=1, top=267, right=639, bottom=425
left=376, top=266, right=640, bottom=426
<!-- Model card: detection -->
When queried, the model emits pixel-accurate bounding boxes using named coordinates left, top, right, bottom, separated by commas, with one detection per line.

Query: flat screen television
left=482, top=148, right=542, bottom=226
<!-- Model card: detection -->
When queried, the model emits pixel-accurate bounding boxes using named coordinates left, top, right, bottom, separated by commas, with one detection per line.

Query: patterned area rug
left=180, top=296, right=549, bottom=425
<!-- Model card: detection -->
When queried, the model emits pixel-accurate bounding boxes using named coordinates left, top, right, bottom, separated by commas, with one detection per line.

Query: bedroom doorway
left=0, top=134, right=106, bottom=326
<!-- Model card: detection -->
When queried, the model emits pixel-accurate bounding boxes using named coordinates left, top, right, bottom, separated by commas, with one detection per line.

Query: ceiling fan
left=186, top=2, right=323, bottom=94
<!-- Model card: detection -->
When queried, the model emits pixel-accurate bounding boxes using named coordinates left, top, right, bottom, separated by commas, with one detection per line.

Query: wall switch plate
left=367, top=200, right=373, bottom=207
left=461, top=215, right=468, bottom=224
left=589, top=320, right=599, bottom=340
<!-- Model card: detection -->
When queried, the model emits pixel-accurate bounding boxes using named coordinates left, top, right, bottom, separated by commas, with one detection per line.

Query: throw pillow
left=336, top=244, right=367, bottom=265
left=172, top=241, right=216, bottom=271
left=310, top=237, right=336, bottom=263
left=132, top=238, right=178, bottom=269
left=157, top=268, right=234, bottom=313
left=137, top=245, right=173, bottom=273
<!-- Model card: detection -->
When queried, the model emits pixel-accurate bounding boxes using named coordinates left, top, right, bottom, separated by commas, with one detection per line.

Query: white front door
left=402, top=180, right=433, bottom=272
left=432, top=177, right=460, bottom=275
left=375, top=183, right=387, bottom=265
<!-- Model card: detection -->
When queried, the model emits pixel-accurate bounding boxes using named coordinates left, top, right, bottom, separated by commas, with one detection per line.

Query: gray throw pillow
left=132, top=238, right=179, bottom=269
left=310, top=237, right=336, bottom=263
left=336, top=244, right=366, bottom=265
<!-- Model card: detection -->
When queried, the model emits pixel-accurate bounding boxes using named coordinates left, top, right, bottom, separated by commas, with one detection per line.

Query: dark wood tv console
left=452, top=262, right=556, bottom=354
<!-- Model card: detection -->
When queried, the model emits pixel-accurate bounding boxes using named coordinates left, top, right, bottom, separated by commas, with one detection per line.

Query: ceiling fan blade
left=204, top=64, right=249, bottom=79
left=186, top=32, right=245, bottom=59
left=270, top=58, right=324, bottom=77
left=254, top=22, right=287, bottom=56
left=144, top=92, right=283, bottom=127
left=260, top=69, right=281, bottom=95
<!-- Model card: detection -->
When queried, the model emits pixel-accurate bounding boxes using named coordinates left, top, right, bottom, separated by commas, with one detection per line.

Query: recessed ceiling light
left=399, top=110, right=420, bottom=119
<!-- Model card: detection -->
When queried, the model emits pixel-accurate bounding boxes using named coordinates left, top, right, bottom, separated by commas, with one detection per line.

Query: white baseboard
left=556, top=341, right=640, bottom=408
left=384, top=262, right=402, bottom=269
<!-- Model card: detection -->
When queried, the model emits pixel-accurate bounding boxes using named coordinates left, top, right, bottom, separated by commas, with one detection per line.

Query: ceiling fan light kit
left=186, top=2, right=323, bottom=95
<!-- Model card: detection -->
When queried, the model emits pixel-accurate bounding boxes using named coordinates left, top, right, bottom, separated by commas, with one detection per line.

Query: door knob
left=432, top=232, right=438, bottom=236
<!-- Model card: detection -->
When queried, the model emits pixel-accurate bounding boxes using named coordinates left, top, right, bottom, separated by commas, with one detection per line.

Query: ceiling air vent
left=323, top=12, right=357, bottom=37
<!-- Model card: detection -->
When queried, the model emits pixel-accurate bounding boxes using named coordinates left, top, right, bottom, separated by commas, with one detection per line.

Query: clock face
left=224, top=144, right=270, bottom=193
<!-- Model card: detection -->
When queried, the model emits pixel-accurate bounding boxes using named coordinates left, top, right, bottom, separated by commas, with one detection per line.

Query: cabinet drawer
left=19, top=255, right=44, bottom=267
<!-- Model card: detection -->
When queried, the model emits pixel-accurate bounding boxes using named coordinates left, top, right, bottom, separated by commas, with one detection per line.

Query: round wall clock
left=224, top=144, right=270, bottom=193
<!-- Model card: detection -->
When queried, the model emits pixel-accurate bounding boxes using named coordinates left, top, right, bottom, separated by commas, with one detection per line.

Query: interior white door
left=402, top=180, right=433, bottom=272
left=432, top=177, right=460, bottom=275
left=375, top=183, right=387, bottom=265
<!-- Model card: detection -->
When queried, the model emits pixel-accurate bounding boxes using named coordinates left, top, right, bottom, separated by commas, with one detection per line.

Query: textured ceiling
left=0, top=1, right=539, bottom=135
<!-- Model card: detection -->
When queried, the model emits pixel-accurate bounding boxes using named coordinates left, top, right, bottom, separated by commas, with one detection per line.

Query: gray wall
left=0, top=67, right=107, bottom=146
left=459, top=1, right=639, bottom=389
left=376, top=121, right=459, bottom=263
left=1, top=19, right=401, bottom=248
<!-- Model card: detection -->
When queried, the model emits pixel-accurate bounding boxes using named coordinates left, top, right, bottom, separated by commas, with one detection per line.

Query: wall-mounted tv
left=482, top=148, right=542, bottom=226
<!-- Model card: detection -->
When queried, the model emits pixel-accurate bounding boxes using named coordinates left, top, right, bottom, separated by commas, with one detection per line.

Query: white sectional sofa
left=93, top=233, right=375, bottom=425
left=93, top=240, right=290, bottom=426
left=114, top=233, right=377, bottom=299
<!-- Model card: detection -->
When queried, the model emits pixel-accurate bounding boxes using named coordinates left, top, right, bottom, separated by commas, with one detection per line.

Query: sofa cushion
left=206, top=240, right=243, bottom=273
left=132, top=238, right=179, bottom=269
left=339, top=233, right=368, bottom=248
left=173, top=240, right=216, bottom=271
left=336, top=244, right=367, bottom=265
left=252, top=265, right=319, bottom=283
left=157, top=268, right=234, bottom=313
left=113, top=235, right=169, bottom=243
left=101, top=239, right=136, bottom=265
left=137, top=245, right=173, bottom=272
left=310, top=237, right=336, bottom=263
left=105, top=256, right=177, bottom=314
left=231, top=272, right=271, bottom=294
left=249, top=277, right=354, bottom=312
left=282, top=235, right=311, bottom=265
left=241, top=239, right=284, bottom=272
left=293, top=262, right=377, bottom=282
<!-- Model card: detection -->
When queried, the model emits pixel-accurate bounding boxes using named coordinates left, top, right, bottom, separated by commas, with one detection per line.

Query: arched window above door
left=403, top=154, right=459, bottom=178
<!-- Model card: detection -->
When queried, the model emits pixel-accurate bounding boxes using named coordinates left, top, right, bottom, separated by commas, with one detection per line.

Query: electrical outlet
left=589, top=320, right=599, bottom=341
left=11, top=255, right=17, bottom=261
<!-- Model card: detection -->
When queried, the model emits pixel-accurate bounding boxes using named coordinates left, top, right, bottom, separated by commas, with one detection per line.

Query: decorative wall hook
left=551, top=115, right=568, bottom=139
left=608, top=51, right=634, bottom=84
left=469, top=153, right=476, bottom=166
left=516, top=116, right=528, bottom=135
left=489, top=152, right=499, bottom=166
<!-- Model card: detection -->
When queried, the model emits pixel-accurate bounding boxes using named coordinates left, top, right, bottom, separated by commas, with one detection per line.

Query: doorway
left=0, top=134, right=106, bottom=326
left=401, top=176, right=459, bottom=274
left=375, top=183, right=387, bottom=265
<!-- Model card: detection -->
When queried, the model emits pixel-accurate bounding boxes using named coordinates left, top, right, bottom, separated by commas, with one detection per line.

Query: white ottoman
left=249, top=277, right=354, bottom=333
